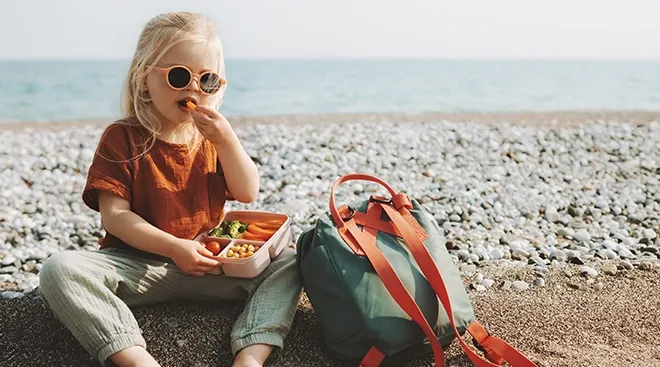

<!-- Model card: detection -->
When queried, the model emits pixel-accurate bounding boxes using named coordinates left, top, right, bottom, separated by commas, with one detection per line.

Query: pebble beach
left=1, top=111, right=660, bottom=366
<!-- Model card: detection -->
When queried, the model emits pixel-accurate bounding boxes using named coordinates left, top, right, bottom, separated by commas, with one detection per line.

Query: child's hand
left=191, top=105, right=234, bottom=146
left=169, top=239, right=222, bottom=276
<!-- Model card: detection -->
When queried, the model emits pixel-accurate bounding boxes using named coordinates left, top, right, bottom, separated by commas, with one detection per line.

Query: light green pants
left=38, top=246, right=302, bottom=366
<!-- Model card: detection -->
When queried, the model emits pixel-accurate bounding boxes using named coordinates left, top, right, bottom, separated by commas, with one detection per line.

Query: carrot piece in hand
left=186, top=101, right=197, bottom=110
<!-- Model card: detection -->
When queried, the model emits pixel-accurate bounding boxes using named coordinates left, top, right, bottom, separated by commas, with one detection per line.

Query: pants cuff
left=231, top=332, right=284, bottom=356
left=97, top=333, right=147, bottom=366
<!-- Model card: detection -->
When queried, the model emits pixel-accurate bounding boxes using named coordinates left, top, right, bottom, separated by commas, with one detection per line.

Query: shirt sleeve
left=82, top=124, right=134, bottom=212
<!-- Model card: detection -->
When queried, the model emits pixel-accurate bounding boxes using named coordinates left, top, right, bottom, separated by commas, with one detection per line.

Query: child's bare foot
left=232, top=344, right=274, bottom=367
left=109, top=346, right=160, bottom=367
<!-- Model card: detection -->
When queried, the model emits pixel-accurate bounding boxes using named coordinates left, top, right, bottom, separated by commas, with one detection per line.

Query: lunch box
left=199, top=211, right=293, bottom=278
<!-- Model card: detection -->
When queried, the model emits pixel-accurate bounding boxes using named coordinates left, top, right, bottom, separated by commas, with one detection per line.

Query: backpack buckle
left=369, top=195, right=392, bottom=205
left=472, top=337, right=487, bottom=353
left=472, top=328, right=490, bottom=353
left=471, top=329, right=505, bottom=365
left=340, top=205, right=356, bottom=221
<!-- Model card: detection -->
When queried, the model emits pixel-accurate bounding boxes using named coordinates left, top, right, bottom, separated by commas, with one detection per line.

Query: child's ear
left=138, top=79, right=151, bottom=100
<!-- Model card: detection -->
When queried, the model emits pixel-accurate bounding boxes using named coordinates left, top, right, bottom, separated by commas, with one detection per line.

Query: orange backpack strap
left=378, top=201, right=539, bottom=367
left=329, top=173, right=400, bottom=257
left=340, top=212, right=448, bottom=367
left=358, top=346, right=385, bottom=367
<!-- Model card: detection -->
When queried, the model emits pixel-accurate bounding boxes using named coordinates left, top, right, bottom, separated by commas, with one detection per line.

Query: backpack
left=296, top=173, right=538, bottom=367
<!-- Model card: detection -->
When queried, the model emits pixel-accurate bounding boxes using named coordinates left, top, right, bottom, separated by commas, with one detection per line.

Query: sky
left=1, top=0, right=659, bottom=60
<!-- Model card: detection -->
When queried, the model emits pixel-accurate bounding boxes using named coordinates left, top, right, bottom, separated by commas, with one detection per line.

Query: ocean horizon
left=1, top=59, right=659, bottom=123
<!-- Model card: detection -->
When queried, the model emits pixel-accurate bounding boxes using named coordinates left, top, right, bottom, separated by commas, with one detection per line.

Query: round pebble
left=2, top=256, right=17, bottom=266
left=2, top=291, right=25, bottom=300
left=512, top=281, right=529, bottom=290
left=489, top=248, right=504, bottom=261
left=601, top=263, right=618, bottom=276
left=574, top=230, right=591, bottom=242
left=579, top=266, right=598, bottom=278
left=618, top=260, right=634, bottom=270
left=474, top=285, right=487, bottom=292
left=558, top=228, right=575, bottom=238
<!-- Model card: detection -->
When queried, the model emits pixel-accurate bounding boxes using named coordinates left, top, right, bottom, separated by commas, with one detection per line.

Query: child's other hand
left=191, top=105, right=234, bottom=146
left=169, top=239, right=221, bottom=276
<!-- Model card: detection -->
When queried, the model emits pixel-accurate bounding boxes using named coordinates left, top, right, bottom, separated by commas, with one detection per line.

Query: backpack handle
left=329, top=173, right=398, bottom=229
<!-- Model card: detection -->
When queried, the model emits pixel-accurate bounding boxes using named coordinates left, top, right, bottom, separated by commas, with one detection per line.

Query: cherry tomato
left=205, top=241, right=221, bottom=256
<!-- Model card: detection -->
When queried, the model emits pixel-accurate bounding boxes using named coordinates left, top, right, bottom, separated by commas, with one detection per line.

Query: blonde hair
left=119, top=11, right=226, bottom=158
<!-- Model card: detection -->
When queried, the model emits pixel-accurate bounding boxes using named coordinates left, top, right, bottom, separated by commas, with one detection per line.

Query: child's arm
left=215, top=131, right=260, bottom=203
left=191, top=105, right=260, bottom=203
left=98, top=191, right=220, bottom=276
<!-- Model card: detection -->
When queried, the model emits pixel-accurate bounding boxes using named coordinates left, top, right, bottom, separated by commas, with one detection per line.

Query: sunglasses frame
left=151, top=65, right=226, bottom=95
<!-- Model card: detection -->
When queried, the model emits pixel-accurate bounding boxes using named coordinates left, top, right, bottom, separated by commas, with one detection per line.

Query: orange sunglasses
left=152, top=65, right=226, bottom=95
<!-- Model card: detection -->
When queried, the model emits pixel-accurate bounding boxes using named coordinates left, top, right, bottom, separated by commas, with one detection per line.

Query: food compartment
left=216, top=239, right=270, bottom=278
left=207, top=211, right=292, bottom=259
left=199, top=237, right=232, bottom=256
left=219, top=240, right=265, bottom=259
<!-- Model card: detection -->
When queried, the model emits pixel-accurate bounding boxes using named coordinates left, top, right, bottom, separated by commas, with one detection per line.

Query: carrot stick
left=242, top=231, right=269, bottom=241
left=247, top=224, right=276, bottom=237
left=263, top=219, right=286, bottom=225
left=252, top=221, right=281, bottom=230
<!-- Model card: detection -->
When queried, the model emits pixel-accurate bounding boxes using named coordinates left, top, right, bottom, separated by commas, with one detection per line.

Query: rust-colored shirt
left=82, top=120, right=229, bottom=250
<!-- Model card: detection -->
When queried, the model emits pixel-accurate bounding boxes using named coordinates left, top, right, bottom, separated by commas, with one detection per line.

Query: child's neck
left=158, top=122, right=196, bottom=145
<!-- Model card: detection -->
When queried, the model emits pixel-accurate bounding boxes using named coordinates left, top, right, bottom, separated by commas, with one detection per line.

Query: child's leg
left=39, top=248, right=180, bottom=366
left=179, top=247, right=302, bottom=364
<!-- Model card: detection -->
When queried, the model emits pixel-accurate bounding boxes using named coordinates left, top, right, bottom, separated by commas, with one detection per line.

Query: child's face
left=146, top=40, right=221, bottom=126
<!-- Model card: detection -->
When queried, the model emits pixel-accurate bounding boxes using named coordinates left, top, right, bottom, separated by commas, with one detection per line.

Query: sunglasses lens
left=200, top=73, right=222, bottom=94
left=167, top=67, right=191, bottom=89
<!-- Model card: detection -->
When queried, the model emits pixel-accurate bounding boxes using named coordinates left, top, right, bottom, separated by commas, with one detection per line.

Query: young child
left=38, top=12, right=302, bottom=367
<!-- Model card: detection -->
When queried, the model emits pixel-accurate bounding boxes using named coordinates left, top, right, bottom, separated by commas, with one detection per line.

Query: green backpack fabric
left=296, top=174, right=538, bottom=367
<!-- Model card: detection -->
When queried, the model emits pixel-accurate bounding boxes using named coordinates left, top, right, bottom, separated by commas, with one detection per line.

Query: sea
left=0, top=59, right=658, bottom=123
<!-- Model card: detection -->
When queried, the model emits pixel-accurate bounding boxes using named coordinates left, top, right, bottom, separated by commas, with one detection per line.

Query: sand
left=1, top=262, right=658, bottom=367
